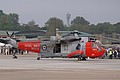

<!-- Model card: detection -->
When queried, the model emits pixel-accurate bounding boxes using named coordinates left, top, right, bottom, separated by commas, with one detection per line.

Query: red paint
left=86, top=42, right=106, bottom=58
left=18, top=41, right=40, bottom=53
left=68, top=50, right=84, bottom=58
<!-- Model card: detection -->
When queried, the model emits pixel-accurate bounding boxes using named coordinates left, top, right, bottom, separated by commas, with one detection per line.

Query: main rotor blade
left=6, top=30, right=10, bottom=36
left=11, top=32, right=14, bottom=37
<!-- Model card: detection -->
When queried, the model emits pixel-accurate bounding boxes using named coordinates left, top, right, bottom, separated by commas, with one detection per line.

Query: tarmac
left=0, top=54, right=120, bottom=80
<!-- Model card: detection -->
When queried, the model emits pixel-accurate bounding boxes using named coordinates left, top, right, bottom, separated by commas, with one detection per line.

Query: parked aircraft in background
left=0, top=30, right=106, bottom=61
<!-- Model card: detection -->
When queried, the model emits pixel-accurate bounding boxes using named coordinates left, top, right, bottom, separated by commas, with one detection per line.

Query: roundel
left=42, top=45, right=47, bottom=51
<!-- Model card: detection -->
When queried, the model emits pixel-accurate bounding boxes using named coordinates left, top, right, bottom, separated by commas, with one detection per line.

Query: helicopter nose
left=100, top=48, right=106, bottom=56
left=103, top=48, right=106, bottom=53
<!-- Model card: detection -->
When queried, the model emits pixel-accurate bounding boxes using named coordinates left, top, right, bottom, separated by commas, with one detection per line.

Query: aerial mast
left=66, top=13, right=71, bottom=27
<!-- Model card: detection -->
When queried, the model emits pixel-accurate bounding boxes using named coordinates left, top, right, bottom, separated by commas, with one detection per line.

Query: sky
left=0, top=0, right=120, bottom=27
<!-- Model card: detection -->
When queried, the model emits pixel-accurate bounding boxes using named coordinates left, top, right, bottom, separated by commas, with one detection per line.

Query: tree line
left=0, top=10, right=120, bottom=34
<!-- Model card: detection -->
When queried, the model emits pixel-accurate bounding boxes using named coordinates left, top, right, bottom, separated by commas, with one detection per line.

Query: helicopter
left=0, top=29, right=106, bottom=61
left=37, top=30, right=106, bottom=60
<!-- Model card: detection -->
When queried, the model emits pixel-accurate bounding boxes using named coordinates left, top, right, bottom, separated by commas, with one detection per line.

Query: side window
left=96, top=43, right=102, bottom=51
left=64, top=45, right=68, bottom=50
left=92, top=43, right=97, bottom=48
left=92, top=43, right=102, bottom=51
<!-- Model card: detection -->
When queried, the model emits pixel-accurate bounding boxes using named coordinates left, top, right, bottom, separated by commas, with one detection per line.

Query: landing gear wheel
left=82, top=57, right=86, bottom=61
left=78, top=56, right=82, bottom=61
left=13, top=56, right=17, bottom=59
left=37, top=57, right=40, bottom=60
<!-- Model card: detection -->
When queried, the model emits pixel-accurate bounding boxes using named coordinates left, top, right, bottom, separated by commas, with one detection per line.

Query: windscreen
left=92, top=42, right=102, bottom=51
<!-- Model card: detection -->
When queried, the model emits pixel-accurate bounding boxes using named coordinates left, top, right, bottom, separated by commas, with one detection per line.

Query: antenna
left=66, top=13, right=71, bottom=27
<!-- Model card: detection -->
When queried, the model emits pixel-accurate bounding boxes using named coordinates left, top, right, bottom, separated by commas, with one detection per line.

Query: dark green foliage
left=71, top=16, right=90, bottom=25
left=20, top=20, right=40, bottom=31
left=70, top=16, right=90, bottom=32
left=0, top=10, right=120, bottom=34
left=0, top=10, right=20, bottom=31
left=113, top=22, right=120, bottom=33
left=0, top=10, right=40, bottom=31
left=44, top=17, right=65, bottom=37
left=44, top=17, right=64, bottom=31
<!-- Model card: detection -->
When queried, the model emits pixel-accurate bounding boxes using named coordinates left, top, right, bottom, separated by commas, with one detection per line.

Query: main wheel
left=13, top=56, right=17, bottom=59
left=78, top=55, right=82, bottom=61
left=37, top=57, right=40, bottom=60
left=82, top=57, right=86, bottom=61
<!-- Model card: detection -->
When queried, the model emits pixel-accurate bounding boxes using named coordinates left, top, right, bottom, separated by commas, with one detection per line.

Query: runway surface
left=0, top=54, right=120, bottom=80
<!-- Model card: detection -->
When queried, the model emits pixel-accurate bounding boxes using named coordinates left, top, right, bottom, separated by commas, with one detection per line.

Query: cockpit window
left=92, top=42, right=102, bottom=51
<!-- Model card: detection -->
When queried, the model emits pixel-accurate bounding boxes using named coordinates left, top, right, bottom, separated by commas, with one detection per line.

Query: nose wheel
left=78, top=55, right=86, bottom=61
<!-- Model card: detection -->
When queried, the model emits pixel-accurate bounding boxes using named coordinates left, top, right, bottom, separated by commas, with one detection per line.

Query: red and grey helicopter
left=0, top=30, right=106, bottom=61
